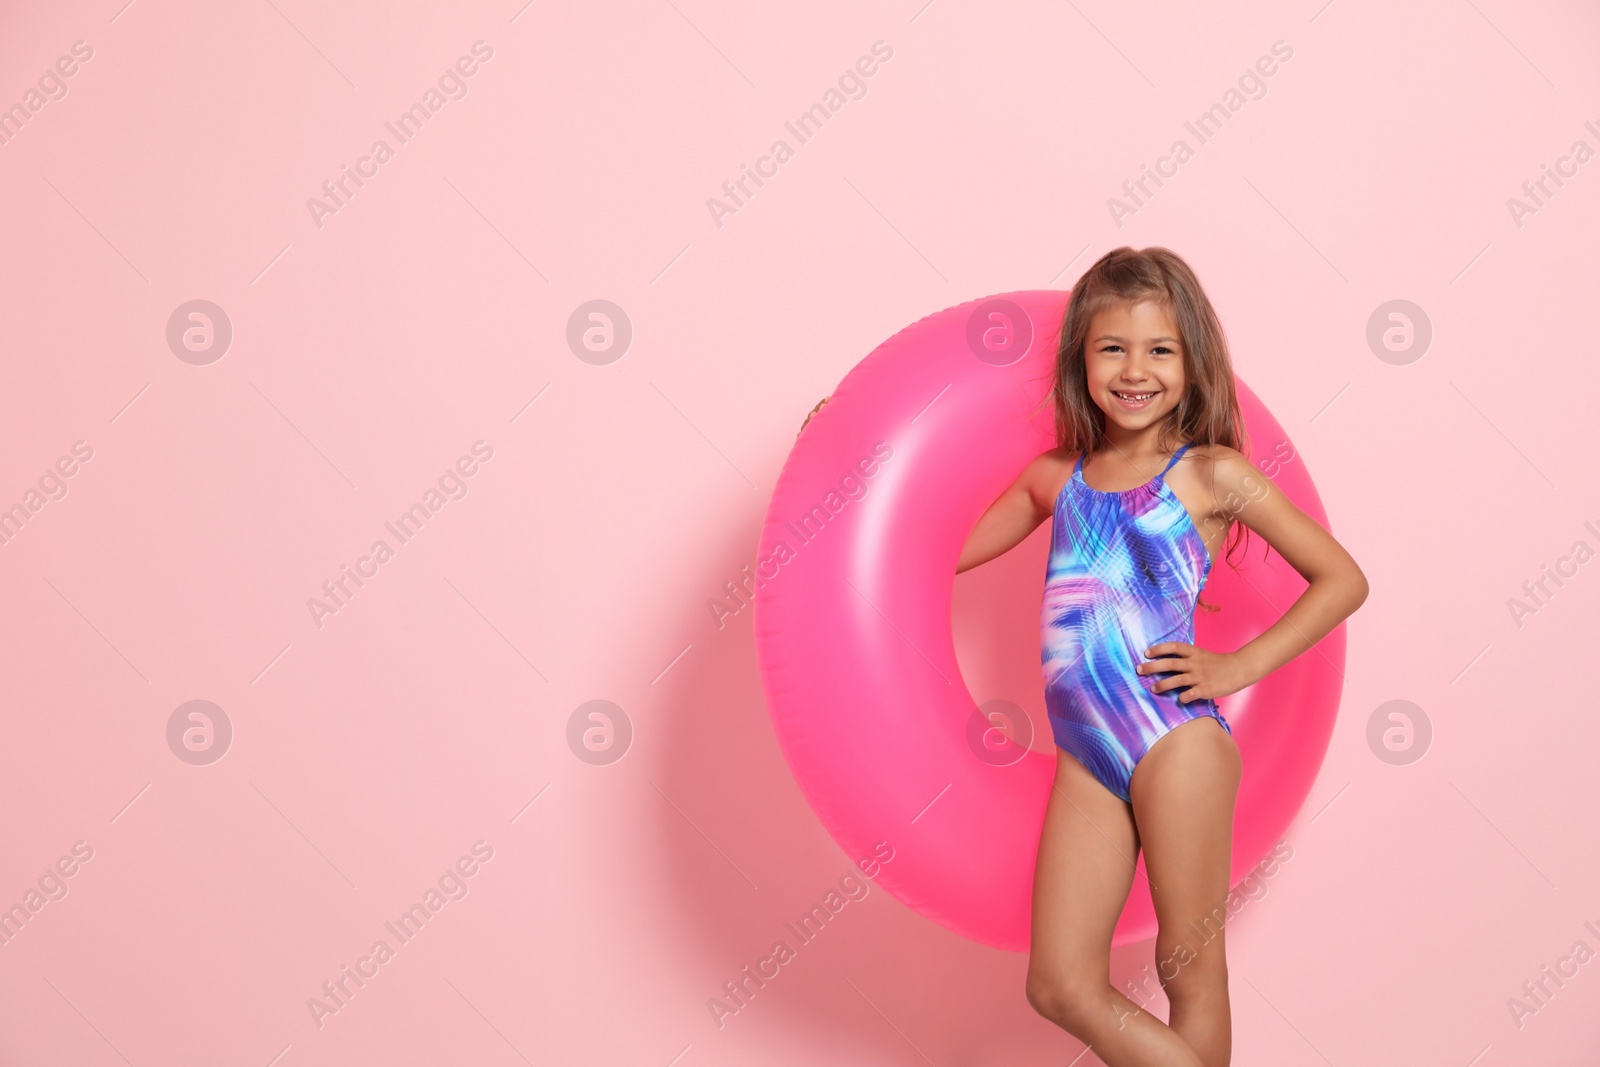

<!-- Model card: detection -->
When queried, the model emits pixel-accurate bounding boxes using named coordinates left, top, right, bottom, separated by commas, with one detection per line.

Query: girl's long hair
left=1050, top=246, right=1256, bottom=604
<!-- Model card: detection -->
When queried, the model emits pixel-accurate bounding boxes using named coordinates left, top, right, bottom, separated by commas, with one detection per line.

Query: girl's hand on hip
left=1137, top=642, right=1257, bottom=702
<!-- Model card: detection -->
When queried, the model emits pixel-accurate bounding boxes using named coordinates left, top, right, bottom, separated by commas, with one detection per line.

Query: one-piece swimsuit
left=1041, top=441, right=1232, bottom=801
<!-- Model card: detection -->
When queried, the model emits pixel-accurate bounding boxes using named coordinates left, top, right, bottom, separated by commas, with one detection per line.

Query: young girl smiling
left=958, top=247, right=1368, bottom=1066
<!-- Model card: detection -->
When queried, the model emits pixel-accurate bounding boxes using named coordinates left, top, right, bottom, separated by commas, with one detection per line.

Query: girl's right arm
left=956, top=452, right=1060, bottom=574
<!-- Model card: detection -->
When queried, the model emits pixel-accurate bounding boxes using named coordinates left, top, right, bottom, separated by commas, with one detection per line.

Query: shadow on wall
left=639, top=445, right=1192, bottom=1063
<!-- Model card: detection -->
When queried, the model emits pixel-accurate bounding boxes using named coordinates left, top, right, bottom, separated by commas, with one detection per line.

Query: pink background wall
left=1, top=0, right=1596, bottom=1064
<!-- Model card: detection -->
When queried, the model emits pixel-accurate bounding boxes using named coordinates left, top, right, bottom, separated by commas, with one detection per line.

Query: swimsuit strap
left=1159, top=442, right=1193, bottom=476
left=1073, top=443, right=1190, bottom=487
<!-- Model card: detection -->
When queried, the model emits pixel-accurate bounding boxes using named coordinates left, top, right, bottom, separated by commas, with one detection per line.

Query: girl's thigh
left=1028, top=747, right=1142, bottom=985
left=1127, top=717, right=1241, bottom=976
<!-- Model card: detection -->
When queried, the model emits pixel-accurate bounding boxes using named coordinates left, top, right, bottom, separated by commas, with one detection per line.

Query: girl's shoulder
left=1036, top=445, right=1083, bottom=476
left=1178, top=442, right=1268, bottom=499
left=1024, top=446, right=1080, bottom=513
left=1181, top=442, right=1250, bottom=473
left=1183, top=442, right=1244, bottom=462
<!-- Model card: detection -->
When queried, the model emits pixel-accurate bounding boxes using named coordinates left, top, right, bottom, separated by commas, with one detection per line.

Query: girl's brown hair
left=1048, top=246, right=1256, bottom=598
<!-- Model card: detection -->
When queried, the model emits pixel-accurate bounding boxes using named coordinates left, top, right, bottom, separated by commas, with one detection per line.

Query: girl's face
left=1083, top=298, right=1187, bottom=433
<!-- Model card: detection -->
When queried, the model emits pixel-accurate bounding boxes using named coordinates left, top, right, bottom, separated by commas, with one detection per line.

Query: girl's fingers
left=1140, top=651, right=1189, bottom=675
left=1151, top=672, right=1197, bottom=694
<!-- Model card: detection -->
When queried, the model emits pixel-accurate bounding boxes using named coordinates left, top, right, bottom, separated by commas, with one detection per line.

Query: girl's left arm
left=1141, top=446, right=1369, bottom=701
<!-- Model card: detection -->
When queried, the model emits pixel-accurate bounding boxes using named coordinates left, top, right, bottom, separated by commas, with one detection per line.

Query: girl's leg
left=1027, top=748, right=1208, bottom=1067
left=1128, top=716, right=1242, bottom=1067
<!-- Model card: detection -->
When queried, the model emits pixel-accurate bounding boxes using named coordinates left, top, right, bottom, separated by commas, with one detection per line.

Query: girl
left=956, top=247, right=1368, bottom=1066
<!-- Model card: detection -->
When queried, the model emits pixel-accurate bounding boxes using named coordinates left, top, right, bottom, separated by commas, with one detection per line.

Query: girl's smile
left=1109, top=387, right=1161, bottom=409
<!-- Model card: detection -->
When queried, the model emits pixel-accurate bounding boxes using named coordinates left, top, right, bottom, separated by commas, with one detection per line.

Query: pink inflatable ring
left=754, top=290, right=1345, bottom=950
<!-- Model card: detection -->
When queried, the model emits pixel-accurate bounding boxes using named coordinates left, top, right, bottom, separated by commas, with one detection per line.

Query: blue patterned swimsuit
left=1041, top=442, right=1231, bottom=801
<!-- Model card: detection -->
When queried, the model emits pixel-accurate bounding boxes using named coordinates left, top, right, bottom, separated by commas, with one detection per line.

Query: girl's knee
left=1157, top=947, right=1230, bottom=1008
left=1025, top=969, right=1112, bottom=1033
left=1165, top=974, right=1231, bottom=1022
